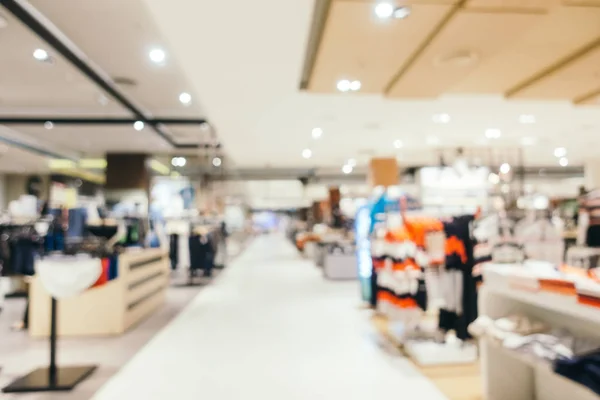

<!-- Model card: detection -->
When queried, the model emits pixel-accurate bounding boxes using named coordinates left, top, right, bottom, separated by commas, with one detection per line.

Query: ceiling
left=140, top=0, right=600, bottom=172
left=0, top=0, right=211, bottom=171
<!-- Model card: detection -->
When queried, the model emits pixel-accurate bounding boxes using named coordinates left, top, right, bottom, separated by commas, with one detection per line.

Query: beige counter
left=29, top=248, right=170, bottom=338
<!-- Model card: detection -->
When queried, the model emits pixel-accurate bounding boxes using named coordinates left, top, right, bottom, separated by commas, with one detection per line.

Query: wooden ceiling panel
left=452, top=6, right=600, bottom=94
left=510, top=45, right=600, bottom=100
left=466, top=0, right=560, bottom=10
left=309, top=2, right=453, bottom=93
left=387, top=10, right=541, bottom=98
left=564, top=0, right=600, bottom=6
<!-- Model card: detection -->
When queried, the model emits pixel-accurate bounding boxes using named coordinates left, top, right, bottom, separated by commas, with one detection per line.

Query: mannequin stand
left=3, top=297, right=97, bottom=393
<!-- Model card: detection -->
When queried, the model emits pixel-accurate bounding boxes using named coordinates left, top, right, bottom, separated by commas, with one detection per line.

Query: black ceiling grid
left=0, top=118, right=207, bottom=126
left=0, top=0, right=208, bottom=150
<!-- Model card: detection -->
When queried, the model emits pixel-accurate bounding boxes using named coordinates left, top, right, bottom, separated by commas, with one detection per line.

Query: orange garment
left=445, top=236, right=468, bottom=264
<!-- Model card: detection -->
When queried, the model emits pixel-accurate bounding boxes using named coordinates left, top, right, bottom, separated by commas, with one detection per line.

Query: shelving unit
left=479, top=274, right=600, bottom=400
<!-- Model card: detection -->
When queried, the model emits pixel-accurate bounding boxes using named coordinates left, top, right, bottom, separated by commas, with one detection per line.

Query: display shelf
left=29, top=249, right=170, bottom=338
left=479, top=279, right=600, bottom=400
left=404, top=340, right=478, bottom=366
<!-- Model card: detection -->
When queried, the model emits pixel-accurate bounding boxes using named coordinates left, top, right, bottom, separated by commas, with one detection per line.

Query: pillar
left=584, top=159, right=600, bottom=191
left=105, top=153, right=150, bottom=214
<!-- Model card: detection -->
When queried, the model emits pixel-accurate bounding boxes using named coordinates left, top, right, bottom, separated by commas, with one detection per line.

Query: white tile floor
left=92, top=234, right=448, bottom=400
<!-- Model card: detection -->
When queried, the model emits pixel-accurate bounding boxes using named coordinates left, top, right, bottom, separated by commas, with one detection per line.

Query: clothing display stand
left=2, top=297, right=96, bottom=393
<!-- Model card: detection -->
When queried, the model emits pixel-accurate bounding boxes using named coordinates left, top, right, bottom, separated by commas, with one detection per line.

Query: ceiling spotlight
left=488, top=173, right=500, bottom=185
left=393, top=6, right=411, bottom=19
left=97, top=95, right=109, bottom=106
left=171, top=157, right=187, bottom=167
left=337, top=79, right=351, bottom=92
left=312, top=127, right=323, bottom=139
left=44, top=121, right=54, bottom=130
left=554, top=147, right=567, bottom=158
left=212, top=157, right=222, bottom=167
left=374, top=2, right=394, bottom=19
left=432, top=113, right=450, bottom=124
left=500, top=163, right=511, bottom=174
left=133, top=121, right=145, bottom=131
left=485, top=128, right=502, bottom=139
left=350, top=80, right=362, bottom=91
left=559, top=157, right=569, bottom=167
left=302, top=148, right=312, bottom=159
left=394, top=139, right=404, bottom=149
left=179, top=92, right=192, bottom=105
left=149, top=48, right=166, bottom=64
left=342, top=164, right=353, bottom=174
left=199, top=122, right=210, bottom=131
left=519, top=114, right=536, bottom=124
left=521, top=136, right=536, bottom=146
left=33, top=48, right=49, bottom=62
left=347, top=158, right=356, bottom=167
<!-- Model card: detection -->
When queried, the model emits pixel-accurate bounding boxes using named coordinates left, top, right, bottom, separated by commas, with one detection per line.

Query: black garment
left=10, top=238, right=36, bottom=276
left=169, top=234, right=179, bottom=270
left=586, top=225, right=600, bottom=248
left=554, top=350, right=600, bottom=396
left=189, top=234, right=214, bottom=277
left=370, top=268, right=378, bottom=307
left=439, top=214, right=478, bottom=340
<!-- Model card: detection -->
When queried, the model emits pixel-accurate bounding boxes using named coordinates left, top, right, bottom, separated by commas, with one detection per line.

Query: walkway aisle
left=93, top=234, right=447, bottom=400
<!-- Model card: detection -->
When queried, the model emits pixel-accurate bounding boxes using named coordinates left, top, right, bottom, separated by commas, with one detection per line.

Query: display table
left=479, top=267, right=600, bottom=400
left=29, top=249, right=170, bottom=338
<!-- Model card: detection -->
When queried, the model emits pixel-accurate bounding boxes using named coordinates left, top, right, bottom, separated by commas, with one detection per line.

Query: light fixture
left=179, top=92, right=192, bottom=105
left=171, top=157, right=187, bottom=167
left=199, top=122, right=210, bottom=131
left=500, top=163, right=511, bottom=174
left=488, top=173, right=500, bottom=185
left=97, top=95, right=109, bottom=106
left=44, top=121, right=54, bottom=130
left=393, top=6, right=411, bottom=19
left=350, top=80, right=361, bottom=91
left=0, top=14, right=8, bottom=29
left=212, top=157, right=222, bottom=167
left=559, top=157, right=569, bottom=167
left=519, top=114, right=536, bottom=124
left=302, top=148, right=312, bottom=159
left=521, top=137, right=536, bottom=146
left=133, top=121, right=145, bottom=131
left=33, top=48, right=49, bottom=62
left=342, top=164, right=353, bottom=174
left=374, top=2, right=394, bottom=19
left=149, top=48, right=166, bottom=64
left=554, top=147, right=567, bottom=158
left=485, top=128, right=502, bottom=139
left=312, top=127, right=323, bottom=139
left=347, top=158, right=356, bottom=167
left=337, top=79, right=351, bottom=92
left=432, top=113, right=450, bottom=124
left=394, top=139, right=404, bottom=149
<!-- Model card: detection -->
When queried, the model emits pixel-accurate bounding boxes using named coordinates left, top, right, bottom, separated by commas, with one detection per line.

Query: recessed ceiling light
left=33, top=48, right=49, bottom=62
left=133, top=121, right=145, bottom=131
left=199, top=122, right=210, bottom=132
left=212, top=157, right=222, bottom=167
left=519, top=114, right=536, bottom=124
left=149, top=48, right=166, bottom=64
left=500, top=163, right=511, bottom=174
left=347, top=158, right=356, bottom=167
left=337, top=79, right=351, bottom=92
left=426, top=136, right=440, bottom=146
left=171, top=157, right=186, bottom=167
left=44, top=121, right=54, bottom=130
left=559, top=157, right=568, bottom=167
left=394, top=139, right=404, bottom=149
left=488, top=173, right=500, bottom=185
left=312, top=127, right=323, bottom=139
left=554, top=147, right=567, bottom=158
left=97, top=95, right=109, bottom=106
left=485, top=128, right=502, bottom=139
left=393, top=6, right=411, bottom=19
left=342, top=164, right=353, bottom=174
left=521, top=136, right=536, bottom=146
left=302, top=148, right=312, bottom=159
left=374, top=2, right=394, bottom=19
left=0, top=14, right=8, bottom=29
left=350, top=80, right=361, bottom=91
left=179, top=92, right=192, bottom=105
left=432, top=113, right=450, bottom=124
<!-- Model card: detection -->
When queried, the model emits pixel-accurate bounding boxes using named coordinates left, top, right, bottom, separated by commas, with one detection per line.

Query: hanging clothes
left=169, top=233, right=179, bottom=270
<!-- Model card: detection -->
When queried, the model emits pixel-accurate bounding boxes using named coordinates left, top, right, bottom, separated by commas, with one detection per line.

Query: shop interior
left=1, top=0, right=600, bottom=399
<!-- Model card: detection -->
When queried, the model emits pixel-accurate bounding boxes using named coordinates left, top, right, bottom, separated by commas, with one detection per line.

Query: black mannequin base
left=2, top=365, right=97, bottom=393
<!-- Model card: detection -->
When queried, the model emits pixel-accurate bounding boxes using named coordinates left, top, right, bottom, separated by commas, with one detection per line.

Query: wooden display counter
left=29, top=248, right=170, bottom=338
